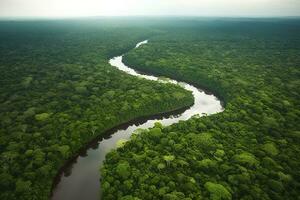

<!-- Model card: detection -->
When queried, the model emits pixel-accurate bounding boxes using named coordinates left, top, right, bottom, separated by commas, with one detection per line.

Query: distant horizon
left=0, top=15, right=300, bottom=21
left=1, top=0, right=299, bottom=19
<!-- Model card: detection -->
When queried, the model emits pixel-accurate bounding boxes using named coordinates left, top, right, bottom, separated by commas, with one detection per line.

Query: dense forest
left=102, top=19, right=300, bottom=199
left=0, top=18, right=299, bottom=200
left=0, top=19, right=194, bottom=200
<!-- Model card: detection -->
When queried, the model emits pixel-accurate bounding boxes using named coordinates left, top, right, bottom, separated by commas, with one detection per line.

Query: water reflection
left=51, top=40, right=224, bottom=200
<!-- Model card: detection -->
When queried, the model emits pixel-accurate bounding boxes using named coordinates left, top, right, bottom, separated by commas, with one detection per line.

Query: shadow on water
left=51, top=104, right=190, bottom=186
left=51, top=40, right=224, bottom=200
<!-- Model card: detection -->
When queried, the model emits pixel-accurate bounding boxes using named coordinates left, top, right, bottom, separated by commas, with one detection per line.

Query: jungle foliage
left=0, top=19, right=194, bottom=200
left=102, top=19, right=300, bottom=199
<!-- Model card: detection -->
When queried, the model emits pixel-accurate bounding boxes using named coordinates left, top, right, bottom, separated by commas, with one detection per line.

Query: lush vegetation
left=0, top=19, right=194, bottom=200
left=102, top=19, right=300, bottom=199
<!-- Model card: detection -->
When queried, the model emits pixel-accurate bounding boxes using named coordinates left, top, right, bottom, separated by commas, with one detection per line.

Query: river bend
left=52, top=40, right=224, bottom=200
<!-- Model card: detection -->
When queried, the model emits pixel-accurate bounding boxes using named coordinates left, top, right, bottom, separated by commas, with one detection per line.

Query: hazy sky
left=0, top=0, right=300, bottom=18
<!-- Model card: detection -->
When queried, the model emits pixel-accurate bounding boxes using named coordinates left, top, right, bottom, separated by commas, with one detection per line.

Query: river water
left=51, top=40, right=224, bottom=200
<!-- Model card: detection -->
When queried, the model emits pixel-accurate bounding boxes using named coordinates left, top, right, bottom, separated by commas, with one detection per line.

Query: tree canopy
left=102, top=19, right=300, bottom=199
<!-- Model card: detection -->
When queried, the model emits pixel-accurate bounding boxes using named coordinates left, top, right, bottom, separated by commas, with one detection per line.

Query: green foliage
left=15, top=180, right=32, bottom=194
left=0, top=20, right=194, bottom=200
left=120, top=195, right=141, bottom=200
left=157, top=163, right=166, bottom=170
left=163, top=155, right=175, bottom=165
left=261, top=142, right=279, bottom=156
left=198, top=159, right=217, bottom=169
left=35, top=113, right=51, bottom=121
left=233, top=152, right=259, bottom=167
left=116, top=162, right=131, bottom=179
left=116, top=139, right=128, bottom=148
left=102, top=19, right=300, bottom=200
left=188, top=132, right=215, bottom=150
left=149, top=128, right=163, bottom=140
left=214, top=149, right=225, bottom=158
left=58, top=145, right=70, bottom=159
left=1, top=18, right=300, bottom=200
left=204, top=182, right=232, bottom=200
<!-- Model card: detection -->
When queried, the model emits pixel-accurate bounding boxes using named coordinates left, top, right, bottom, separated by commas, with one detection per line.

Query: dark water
left=51, top=40, right=224, bottom=200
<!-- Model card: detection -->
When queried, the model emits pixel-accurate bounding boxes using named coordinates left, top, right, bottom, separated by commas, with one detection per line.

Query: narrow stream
left=51, top=40, right=224, bottom=200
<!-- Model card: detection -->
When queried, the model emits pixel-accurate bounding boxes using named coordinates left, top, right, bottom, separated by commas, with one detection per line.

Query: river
left=51, top=40, right=224, bottom=200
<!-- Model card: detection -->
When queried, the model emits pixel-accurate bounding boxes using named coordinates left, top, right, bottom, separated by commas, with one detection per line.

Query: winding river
left=51, top=40, right=224, bottom=200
